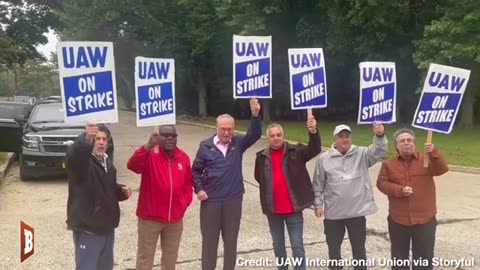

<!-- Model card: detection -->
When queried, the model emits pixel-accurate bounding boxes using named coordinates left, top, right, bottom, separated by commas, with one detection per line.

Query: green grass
left=180, top=116, right=480, bottom=168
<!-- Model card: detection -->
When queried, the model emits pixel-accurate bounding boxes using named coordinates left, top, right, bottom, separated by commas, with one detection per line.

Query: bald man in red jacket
left=128, top=125, right=193, bottom=270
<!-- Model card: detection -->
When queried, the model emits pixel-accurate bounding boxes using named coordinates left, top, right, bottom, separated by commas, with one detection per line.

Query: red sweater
left=127, top=146, right=193, bottom=223
left=270, top=148, right=294, bottom=214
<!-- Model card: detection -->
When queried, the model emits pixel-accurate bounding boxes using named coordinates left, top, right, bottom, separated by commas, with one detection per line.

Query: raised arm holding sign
left=57, top=41, right=119, bottom=124
left=412, top=63, right=471, bottom=167
left=135, top=57, right=176, bottom=127
left=288, top=48, right=328, bottom=123
left=233, top=35, right=272, bottom=99
left=134, top=57, right=176, bottom=154
left=357, top=62, right=396, bottom=124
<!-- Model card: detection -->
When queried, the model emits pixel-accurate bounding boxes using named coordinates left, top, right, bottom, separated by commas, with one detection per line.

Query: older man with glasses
left=127, top=125, right=194, bottom=270
left=377, top=128, right=448, bottom=270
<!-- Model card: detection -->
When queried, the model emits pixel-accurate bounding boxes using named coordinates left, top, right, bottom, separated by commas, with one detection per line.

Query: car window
left=0, top=102, right=30, bottom=119
left=30, top=104, right=65, bottom=123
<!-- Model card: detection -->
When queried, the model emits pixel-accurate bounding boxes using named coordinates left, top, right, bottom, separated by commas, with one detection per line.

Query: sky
left=35, top=29, right=58, bottom=60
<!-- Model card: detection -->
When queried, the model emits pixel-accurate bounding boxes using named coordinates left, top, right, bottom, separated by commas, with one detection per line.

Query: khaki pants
left=136, top=218, right=183, bottom=270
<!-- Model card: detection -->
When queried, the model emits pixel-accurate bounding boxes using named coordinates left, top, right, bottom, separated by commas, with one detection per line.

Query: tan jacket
left=377, top=148, right=448, bottom=226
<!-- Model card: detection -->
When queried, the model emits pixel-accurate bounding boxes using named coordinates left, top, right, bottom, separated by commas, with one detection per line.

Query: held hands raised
left=85, top=122, right=98, bottom=141
left=307, top=116, right=317, bottom=134
left=372, top=122, right=384, bottom=136
left=424, top=143, right=435, bottom=153
left=144, top=134, right=161, bottom=151
left=250, top=98, right=261, bottom=117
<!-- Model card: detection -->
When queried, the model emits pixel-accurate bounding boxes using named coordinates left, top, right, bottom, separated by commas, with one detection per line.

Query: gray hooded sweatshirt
left=312, top=135, right=387, bottom=220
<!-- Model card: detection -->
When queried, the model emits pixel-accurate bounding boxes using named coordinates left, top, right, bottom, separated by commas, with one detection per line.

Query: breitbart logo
left=20, top=221, right=34, bottom=262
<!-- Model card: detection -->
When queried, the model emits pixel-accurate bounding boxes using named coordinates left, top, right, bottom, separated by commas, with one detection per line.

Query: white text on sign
left=233, top=35, right=272, bottom=98
left=294, top=72, right=325, bottom=105
left=236, top=60, right=270, bottom=94
left=140, top=85, right=173, bottom=116
left=415, top=95, right=454, bottom=124
left=66, top=73, right=114, bottom=113
left=361, top=86, right=393, bottom=119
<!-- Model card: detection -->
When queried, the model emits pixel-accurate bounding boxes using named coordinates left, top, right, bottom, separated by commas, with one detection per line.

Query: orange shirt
left=377, top=148, right=448, bottom=226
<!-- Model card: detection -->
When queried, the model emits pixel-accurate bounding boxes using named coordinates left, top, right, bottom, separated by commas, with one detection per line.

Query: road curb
left=0, top=153, right=15, bottom=182
left=177, top=119, right=480, bottom=175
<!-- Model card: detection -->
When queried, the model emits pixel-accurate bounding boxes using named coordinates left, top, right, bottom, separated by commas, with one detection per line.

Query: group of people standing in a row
left=66, top=98, right=448, bottom=270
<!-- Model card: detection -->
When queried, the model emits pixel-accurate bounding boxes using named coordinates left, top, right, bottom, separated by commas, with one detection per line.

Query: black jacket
left=254, top=130, right=321, bottom=215
left=66, top=134, right=128, bottom=234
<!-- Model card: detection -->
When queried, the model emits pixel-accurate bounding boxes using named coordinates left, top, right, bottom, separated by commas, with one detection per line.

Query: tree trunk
left=396, top=102, right=402, bottom=123
left=5, top=70, right=11, bottom=99
left=119, top=72, right=134, bottom=109
left=460, top=80, right=476, bottom=128
left=197, top=71, right=208, bottom=117
left=262, top=99, right=271, bottom=123
left=13, top=66, right=18, bottom=97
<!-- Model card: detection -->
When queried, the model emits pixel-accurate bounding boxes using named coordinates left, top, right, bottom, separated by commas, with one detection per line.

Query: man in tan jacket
left=377, top=128, right=448, bottom=270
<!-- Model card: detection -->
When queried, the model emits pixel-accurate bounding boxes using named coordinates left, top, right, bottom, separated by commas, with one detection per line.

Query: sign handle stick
left=153, top=126, right=160, bottom=154
left=423, top=130, right=433, bottom=168
left=307, top=108, right=313, bottom=119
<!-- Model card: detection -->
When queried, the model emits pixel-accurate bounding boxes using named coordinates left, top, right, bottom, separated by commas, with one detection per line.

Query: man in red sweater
left=127, top=125, right=193, bottom=270
left=254, top=115, right=321, bottom=270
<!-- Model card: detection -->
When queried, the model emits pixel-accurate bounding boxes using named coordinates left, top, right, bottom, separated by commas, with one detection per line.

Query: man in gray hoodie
left=312, top=123, right=387, bottom=270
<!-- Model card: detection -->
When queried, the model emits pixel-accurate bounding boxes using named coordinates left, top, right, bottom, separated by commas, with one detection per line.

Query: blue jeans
left=266, top=212, right=306, bottom=270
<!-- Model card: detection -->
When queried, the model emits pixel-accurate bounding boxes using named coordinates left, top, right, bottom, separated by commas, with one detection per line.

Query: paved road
left=1, top=110, right=479, bottom=270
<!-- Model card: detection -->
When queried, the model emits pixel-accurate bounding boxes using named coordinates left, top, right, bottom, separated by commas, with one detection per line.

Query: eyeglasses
left=397, top=138, right=414, bottom=144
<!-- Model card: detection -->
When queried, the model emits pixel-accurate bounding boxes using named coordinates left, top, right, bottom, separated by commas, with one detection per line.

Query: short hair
left=158, top=124, right=176, bottom=132
left=266, top=123, right=283, bottom=137
left=216, top=114, right=234, bottom=123
left=393, top=128, right=415, bottom=142
left=97, top=124, right=111, bottom=140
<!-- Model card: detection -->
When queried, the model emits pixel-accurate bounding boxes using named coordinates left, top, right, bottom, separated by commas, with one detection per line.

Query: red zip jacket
left=127, top=146, right=193, bottom=223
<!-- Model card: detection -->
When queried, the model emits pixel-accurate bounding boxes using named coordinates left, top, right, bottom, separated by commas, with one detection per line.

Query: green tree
left=55, top=0, right=152, bottom=109
left=0, top=0, right=58, bottom=96
left=0, top=60, right=60, bottom=97
left=414, top=0, right=480, bottom=127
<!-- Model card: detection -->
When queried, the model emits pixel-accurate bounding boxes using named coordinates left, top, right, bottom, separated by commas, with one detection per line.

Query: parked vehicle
left=0, top=101, right=32, bottom=153
left=1, top=96, right=114, bottom=180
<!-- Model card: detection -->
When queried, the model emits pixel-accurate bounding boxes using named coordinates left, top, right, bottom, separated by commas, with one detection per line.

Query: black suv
left=0, top=100, right=32, bottom=154
left=8, top=96, right=113, bottom=180
left=16, top=97, right=86, bottom=180
left=1, top=96, right=114, bottom=180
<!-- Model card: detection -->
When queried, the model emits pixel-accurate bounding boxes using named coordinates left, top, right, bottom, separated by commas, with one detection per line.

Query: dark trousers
left=73, top=230, right=114, bottom=270
left=267, top=212, right=306, bottom=270
left=388, top=216, right=437, bottom=270
left=200, top=196, right=242, bottom=270
left=324, top=216, right=367, bottom=270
